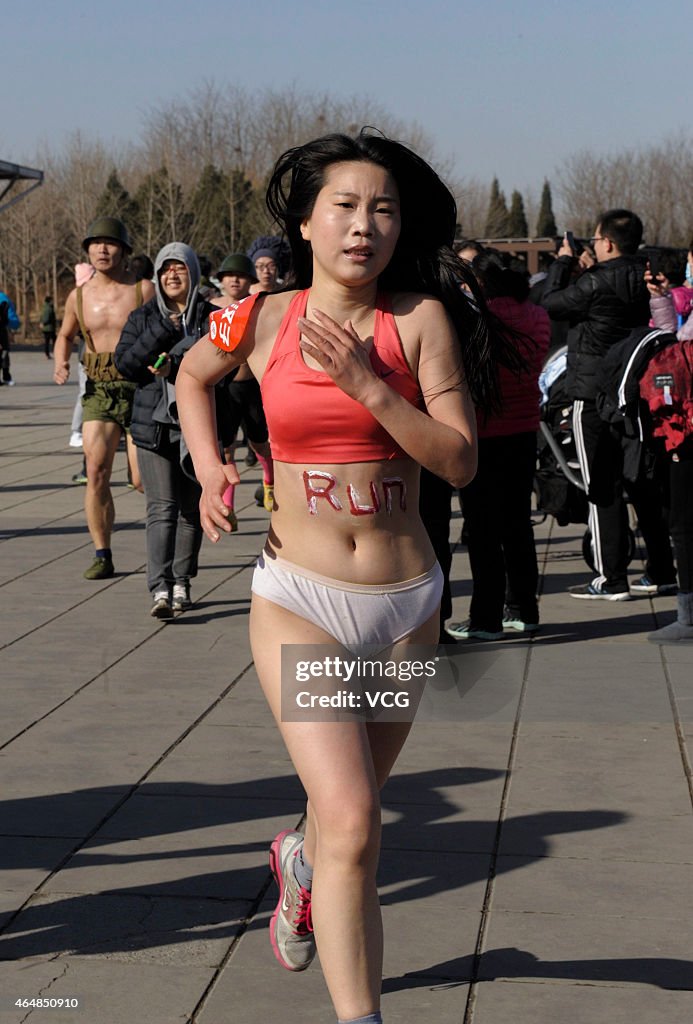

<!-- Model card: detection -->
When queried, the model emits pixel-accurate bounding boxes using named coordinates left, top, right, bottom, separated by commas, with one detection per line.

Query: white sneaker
left=172, top=582, right=192, bottom=611
left=69, top=431, right=83, bottom=448
left=150, top=589, right=173, bottom=619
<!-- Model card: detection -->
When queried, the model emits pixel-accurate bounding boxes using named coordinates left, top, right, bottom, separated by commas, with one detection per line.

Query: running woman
left=176, top=129, right=513, bottom=1024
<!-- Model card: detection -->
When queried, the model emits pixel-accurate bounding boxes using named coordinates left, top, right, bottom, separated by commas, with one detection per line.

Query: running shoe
left=568, top=581, right=630, bottom=601
left=269, top=830, right=315, bottom=972
left=263, top=483, right=275, bottom=512
left=69, top=431, right=83, bottom=448
left=446, top=620, right=503, bottom=640
left=71, top=470, right=88, bottom=485
left=172, top=582, right=192, bottom=611
left=83, top=556, right=114, bottom=580
left=502, top=610, right=540, bottom=634
left=245, top=448, right=258, bottom=467
left=150, top=589, right=173, bottom=619
left=629, top=574, right=678, bottom=596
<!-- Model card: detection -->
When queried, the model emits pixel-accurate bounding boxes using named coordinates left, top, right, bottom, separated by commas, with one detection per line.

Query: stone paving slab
left=480, top=909, right=693, bottom=988
left=499, top=808, right=693, bottom=863
left=506, top=761, right=692, bottom=815
left=2, top=353, right=693, bottom=1023
left=0, top=891, right=249, bottom=967
left=472, top=980, right=693, bottom=1023
left=39, top=807, right=304, bottom=900
left=0, top=957, right=216, bottom=1024
left=492, top=854, right=693, bottom=919
left=0, top=837, right=78, bottom=913
left=197, top=904, right=472, bottom=1024
left=142, top=723, right=302, bottom=797
left=514, top=722, right=683, bottom=768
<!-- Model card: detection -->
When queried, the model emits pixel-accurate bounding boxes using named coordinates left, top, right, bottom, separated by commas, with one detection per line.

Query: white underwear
left=251, top=552, right=443, bottom=650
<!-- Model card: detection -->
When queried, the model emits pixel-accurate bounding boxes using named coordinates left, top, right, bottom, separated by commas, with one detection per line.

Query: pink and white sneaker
left=269, top=829, right=315, bottom=971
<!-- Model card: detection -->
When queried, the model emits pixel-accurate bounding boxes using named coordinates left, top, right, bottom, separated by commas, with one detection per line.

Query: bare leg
left=250, top=593, right=438, bottom=1021
left=82, top=420, right=122, bottom=549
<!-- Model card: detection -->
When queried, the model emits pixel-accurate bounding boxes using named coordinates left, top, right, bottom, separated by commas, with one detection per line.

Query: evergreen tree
left=133, top=166, right=190, bottom=257
left=507, top=190, right=528, bottom=237
left=227, top=168, right=255, bottom=253
left=187, top=164, right=231, bottom=267
left=536, top=180, right=557, bottom=237
left=484, top=177, right=510, bottom=237
left=185, top=164, right=257, bottom=266
left=93, top=170, right=138, bottom=234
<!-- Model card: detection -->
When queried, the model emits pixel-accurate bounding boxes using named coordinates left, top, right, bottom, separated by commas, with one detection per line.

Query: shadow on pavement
left=383, top=946, right=693, bottom=992
left=0, top=772, right=625, bottom=963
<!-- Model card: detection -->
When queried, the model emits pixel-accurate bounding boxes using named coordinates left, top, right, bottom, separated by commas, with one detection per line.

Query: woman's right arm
left=178, top=293, right=280, bottom=539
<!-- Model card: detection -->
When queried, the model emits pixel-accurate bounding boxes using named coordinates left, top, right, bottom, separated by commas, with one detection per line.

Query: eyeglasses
left=255, top=261, right=277, bottom=272
left=589, top=236, right=606, bottom=245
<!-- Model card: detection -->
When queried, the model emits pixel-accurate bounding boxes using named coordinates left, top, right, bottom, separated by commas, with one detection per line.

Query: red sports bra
left=261, top=290, right=422, bottom=463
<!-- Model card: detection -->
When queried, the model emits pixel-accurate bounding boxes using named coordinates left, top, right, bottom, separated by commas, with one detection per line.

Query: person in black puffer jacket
left=115, top=242, right=218, bottom=619
left=541, top=208, right=671, bottom=601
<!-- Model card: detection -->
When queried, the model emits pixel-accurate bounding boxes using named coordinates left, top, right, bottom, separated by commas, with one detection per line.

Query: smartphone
left=153, top=353, right=167, bottom=370
left=649, top=252, right=660, bottom=280
left=565, top=231, right=582, bottom=256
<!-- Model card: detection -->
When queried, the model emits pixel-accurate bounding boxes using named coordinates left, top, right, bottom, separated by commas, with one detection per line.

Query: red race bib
left=209, top=292, right=263, bottom=353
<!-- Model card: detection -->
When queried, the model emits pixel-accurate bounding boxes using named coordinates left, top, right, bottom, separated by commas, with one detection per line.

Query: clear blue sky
left=4, top=0, right=689, bottom=197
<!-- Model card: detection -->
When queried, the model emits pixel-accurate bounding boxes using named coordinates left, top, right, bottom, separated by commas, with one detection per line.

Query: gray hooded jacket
left=115, top=241, right=215, bottom=453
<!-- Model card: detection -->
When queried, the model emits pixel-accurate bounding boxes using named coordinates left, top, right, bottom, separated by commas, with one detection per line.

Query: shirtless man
left=53, top=217, right=154, bottom=579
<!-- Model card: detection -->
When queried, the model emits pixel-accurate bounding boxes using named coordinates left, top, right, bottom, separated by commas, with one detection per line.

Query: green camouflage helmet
left=82, top=217, right=133, bottom=253
left=217, top=253, right=258, bottom=282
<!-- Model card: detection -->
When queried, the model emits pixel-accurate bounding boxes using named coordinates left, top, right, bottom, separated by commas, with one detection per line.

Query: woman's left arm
left=298, top=298, right=477, bottom=488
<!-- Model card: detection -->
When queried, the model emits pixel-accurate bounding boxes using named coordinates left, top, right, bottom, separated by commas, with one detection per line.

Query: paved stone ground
left=1, top=351, right=692, bottom=1023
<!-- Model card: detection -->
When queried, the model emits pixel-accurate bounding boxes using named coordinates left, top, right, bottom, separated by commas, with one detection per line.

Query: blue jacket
left=0, top=291, right=21, bottom=336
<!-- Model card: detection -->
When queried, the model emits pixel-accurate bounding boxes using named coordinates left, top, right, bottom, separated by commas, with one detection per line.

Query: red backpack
left=639, top=337, right=693, bottom=452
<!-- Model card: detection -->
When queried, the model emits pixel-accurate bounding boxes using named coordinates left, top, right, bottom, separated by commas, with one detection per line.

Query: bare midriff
left=264, top=458, right=435, bottom=584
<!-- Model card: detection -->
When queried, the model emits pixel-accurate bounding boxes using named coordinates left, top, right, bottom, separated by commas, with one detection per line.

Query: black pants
left=461, top=431, right=539, bottom=632
left=220, top=377, right=269, bottom=447
left=1, top=338, right=11, bottom=382
left=572, top=400, right=675, bottom=588
left=668, top=441, right=693, bottom=592
left=419, top=467, right=453, bottom=632
left=42, top=330, right=56, bottom=357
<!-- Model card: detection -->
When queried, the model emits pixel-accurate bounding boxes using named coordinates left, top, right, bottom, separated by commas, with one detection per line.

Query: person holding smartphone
left=115, top=243, right=219, bottom=618
left=541, top=210, right=675, bottom=600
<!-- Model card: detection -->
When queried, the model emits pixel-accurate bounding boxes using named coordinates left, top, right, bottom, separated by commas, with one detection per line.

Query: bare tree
left=453, top=178, right=489, bottom=239
left=556, top=137, right=693, bottom=246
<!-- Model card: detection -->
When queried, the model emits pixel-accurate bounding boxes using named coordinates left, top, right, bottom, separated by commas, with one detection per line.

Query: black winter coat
left=595, top=326, right=674, bottom=481
left=115, top=297, right=216, bottom=451
left=541, top=254, right=650, bottom=401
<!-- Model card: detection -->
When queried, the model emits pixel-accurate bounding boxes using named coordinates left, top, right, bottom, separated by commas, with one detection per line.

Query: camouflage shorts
left=82, top=379, right=137, bottom=432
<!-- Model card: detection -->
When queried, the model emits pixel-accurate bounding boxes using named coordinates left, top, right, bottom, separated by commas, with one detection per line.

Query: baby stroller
left=535, top=346, right=636, bottom=570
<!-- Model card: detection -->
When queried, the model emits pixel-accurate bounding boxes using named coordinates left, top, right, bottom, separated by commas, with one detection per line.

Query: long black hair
left=472, top=251, right=530, bottom=303
left=266, top=128, right=522, bottom=411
